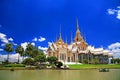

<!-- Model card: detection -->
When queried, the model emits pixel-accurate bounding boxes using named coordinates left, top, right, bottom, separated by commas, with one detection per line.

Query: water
left=0, top=69, right=120, bottom=80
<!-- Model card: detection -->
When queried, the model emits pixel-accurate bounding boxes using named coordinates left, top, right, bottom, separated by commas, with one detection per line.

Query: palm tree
left=15, top=45, right=24, bottom=63
left=32, top=47, right=41, bottom=58
left=25, top=43, right=35, bottom=57
left=4, top=43, right=14, bottom=63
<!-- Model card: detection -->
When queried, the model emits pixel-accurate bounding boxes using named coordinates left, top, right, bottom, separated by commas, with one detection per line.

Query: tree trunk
left=18, top=54, right=20, bottom=63
left=22, top=56, right=24, bottom=62
left=7, top=52, right=10, bottom=63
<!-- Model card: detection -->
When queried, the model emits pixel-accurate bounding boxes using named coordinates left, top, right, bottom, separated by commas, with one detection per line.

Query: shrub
left=3, top=60, right=9, bottom=64
left=47, top=56, right=58, bottom=64
left=22, top=58, right=34, bottom=65
left=83, top=59, right=88, bottom=64
left=55, top=61, right=63, bottom=68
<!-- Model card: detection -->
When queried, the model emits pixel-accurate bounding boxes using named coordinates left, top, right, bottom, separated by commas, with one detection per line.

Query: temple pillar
left=66, top=52, right=67, bottom=62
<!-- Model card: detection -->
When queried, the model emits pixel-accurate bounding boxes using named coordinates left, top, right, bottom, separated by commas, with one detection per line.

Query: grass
left=0, top=67, right=26, bottom=70
left=0, top=64, right=26, bottom=70
left=4, top=64, right=25, bottom=67
left=0, top=64, right=120, bottom=70
left=68, top=64, right=120, bottom=69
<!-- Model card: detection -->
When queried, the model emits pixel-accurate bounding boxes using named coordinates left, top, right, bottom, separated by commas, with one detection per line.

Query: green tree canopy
left=4, top=43, right=14, bottom=63
left=15, top=45, right=24, bottom=63
left=25, top=43, right=35, bottom=57
left=22, top=58, right=34, bottom=65
left=15, top=45, right=24, bottom=56
left=34, top=54, right=46, bottom=64
left=31, top=47, right=43, bottom=58
left=111, top=58, right=120, bottom=64
left=47, top=56, right=58, bottom=64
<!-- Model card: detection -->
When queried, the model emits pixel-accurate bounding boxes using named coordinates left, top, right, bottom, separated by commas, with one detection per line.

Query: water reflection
left=0, top=69, right=120, bottom=80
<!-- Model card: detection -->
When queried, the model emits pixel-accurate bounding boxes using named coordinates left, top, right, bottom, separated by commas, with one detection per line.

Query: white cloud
left=108, top=9, right=115, bottom=15
left=0, top=53, right=22, bottom=62
left=31, top=42, right=35, bottom=46
left=0, top=49, right=3, bottom=51
left=117, top=10, right=120, bottom=19
left=0, top=33, right=8, bottom=43
left=107, top=6, right=120, bottom=20
left=21, top=42, right=35, bottom=50
left=0, top=32, right=15, bottom=44
left=8, top=37, right=13, bottom=41
left=32, top=37, right=37, bottom=41
left=1, top=39, right=8, bottom=43
left=21, top=42, right=29, bottom=50
left=38, top=36, right=46, bottom=42
left=32, top=36, right=46, bottom=42
left=13, top=43, right=17, bottom=46
left=38, top=46, right=48, bottom=51
left=48, top=42, right=52, bottom=45
left=0, top=33, right=5, bottom=38
left=108, top=42, right=120, bottom=49
left=108, top=42, right=120, bottom=58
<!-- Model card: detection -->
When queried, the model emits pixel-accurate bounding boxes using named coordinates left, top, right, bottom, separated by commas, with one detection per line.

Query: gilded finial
left=76, top=17, right=79, bottom=30
left=59, top=24, right=62, bottom=39
left=66, top=35, right=68, bottom=44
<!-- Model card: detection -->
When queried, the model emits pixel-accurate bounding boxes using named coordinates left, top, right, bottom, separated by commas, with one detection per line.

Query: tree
left=112, top=58, right=120, bottom=64
left=111, top=58, right=117, bottom=64
left=111, top=59, right=114, bottom=64
left=34, top=54, right=46, bottom=64
left=22, top=58, right=34, bottom=65
left=31, top=47, right=42, bottom=58
left=15, top=45, right=24, bottom=63
left=25, top=43, right=35, bottom=57
left=116, top=58, right=120, bottom=64
left=47, top=56, right=58, bottom=64
left=4, top=43, right=14, bottom=63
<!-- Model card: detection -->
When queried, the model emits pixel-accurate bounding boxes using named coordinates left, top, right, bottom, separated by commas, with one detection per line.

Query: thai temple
left=46, top=19, right=113, bottom=64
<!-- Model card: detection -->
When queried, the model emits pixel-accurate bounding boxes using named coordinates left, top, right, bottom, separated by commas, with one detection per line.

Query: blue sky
left=0, top=0, right=120, bottom=58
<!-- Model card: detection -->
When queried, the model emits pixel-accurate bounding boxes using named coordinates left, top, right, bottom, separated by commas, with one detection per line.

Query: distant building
left=46, top=19, right=113, bottom=64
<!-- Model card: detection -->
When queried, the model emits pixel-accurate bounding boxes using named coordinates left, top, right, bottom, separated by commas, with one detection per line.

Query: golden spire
left=70, top=31, right=73, bottom=44
left=74, top=18, right=83, bottom=42
left=76, top=18, right=79, bottom=30
left=76, top=18, right=80, bottom=33
left=66, top=35, right=68, bottom=44
left=59, top=24, right=62, bottom=39
left=84, top=33, right=86, bottom=42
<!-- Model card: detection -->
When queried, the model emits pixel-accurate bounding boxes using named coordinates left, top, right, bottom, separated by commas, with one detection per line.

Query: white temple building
left=46, top=19, right=113, bottom=64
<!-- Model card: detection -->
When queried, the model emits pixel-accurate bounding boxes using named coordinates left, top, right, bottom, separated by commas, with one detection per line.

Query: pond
left=0, top=69, right=120, bottom=80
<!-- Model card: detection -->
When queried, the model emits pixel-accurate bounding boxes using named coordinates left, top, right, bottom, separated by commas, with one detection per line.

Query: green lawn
left=0, top=67, right=26, bottom=70
left=0, top=64, right=120, bottom=70
left=68, top=64, right=120, bottom=69
left=0, top=64, right=26, bottom=70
